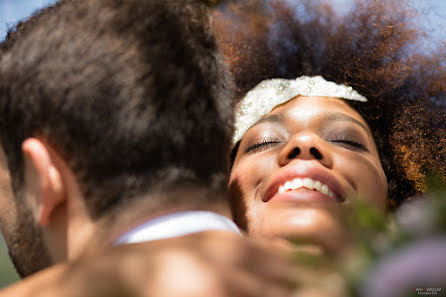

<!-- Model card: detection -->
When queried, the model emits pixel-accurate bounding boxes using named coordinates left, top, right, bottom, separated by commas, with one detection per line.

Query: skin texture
left=229, top=96, right=388, bottom=251
left=0, top=145, right=52, bottom=277
left=0, top=146, right=16, bottom=245
left=0, top=232, right=296, bottom=297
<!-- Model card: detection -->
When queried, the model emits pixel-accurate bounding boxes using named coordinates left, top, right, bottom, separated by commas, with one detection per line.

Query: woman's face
left=229, top=96, right=388, bottom=242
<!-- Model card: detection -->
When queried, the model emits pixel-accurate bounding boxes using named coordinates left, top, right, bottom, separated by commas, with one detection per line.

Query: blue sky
left=0, top=0, right=57, bottom=39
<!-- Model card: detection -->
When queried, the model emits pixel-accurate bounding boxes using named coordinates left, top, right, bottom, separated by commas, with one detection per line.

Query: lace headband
left=233, top=75, right=367, bottom=144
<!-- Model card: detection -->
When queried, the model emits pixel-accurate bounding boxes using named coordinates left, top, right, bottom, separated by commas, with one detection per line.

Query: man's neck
left=84, top=187, right=233, bottom=255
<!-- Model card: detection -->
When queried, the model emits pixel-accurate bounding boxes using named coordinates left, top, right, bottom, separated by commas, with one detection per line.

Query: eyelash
left=245, top=139, right=282, bottom=153
left=245, top=137, right=367, bottom=153
left=330, top=138, right=368, bottom=151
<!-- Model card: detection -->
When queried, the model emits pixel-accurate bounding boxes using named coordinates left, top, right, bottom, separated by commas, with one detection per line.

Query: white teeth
left=321, top=184, right=329, bottom=195
left=303, top=178, right=314, bottom=189
left=314, top=180, right=322, bottom=192
left=276, top=177, right=337, bottom=199
left=291, top=178, right=303, bottom=189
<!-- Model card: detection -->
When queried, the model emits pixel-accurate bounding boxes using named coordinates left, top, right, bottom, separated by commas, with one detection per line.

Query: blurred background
left=0, top=0, right=445, bottom=288
left=0, top=236, right=18, bottom=287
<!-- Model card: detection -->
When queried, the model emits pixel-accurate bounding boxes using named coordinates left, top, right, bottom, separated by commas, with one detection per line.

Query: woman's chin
left=248, top=200, right=351, bottom=254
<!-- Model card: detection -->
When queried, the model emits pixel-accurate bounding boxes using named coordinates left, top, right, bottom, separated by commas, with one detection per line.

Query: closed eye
left=245, top=139, right=282, bottom=153
left=330, top=139, right=368, bottom=152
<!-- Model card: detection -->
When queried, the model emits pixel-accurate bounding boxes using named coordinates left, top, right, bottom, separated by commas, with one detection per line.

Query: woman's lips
left=263, top=167, right=346, bottom=203
left=268, top=188, right=339, bottom=203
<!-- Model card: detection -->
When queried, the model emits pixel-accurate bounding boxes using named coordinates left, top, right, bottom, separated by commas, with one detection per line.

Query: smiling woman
left=216, top=0, right=446, bottom=251
left=234, top=95, right=387, bottom=206
left=229, top=78, right=389, bottom=251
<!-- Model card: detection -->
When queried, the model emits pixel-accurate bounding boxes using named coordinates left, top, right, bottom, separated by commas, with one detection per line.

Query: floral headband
left=233, top=75, right=368, bottom=144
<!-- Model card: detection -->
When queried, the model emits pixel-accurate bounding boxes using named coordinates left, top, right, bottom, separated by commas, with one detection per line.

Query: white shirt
left=115, top=210, right=241, bottom=245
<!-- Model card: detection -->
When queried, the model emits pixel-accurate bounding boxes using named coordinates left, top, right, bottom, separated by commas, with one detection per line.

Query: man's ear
left=22, top=138, right=65, bottom=227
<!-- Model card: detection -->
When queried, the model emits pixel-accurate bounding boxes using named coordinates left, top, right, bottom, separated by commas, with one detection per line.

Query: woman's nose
left=278, top=134, right=333, bottom=168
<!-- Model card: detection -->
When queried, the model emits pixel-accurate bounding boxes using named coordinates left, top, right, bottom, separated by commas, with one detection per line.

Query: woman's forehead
left=268, top=96, right=368, bottom=127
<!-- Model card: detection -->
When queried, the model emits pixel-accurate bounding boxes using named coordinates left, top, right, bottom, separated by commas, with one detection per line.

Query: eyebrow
left=324, top=112, right=370, bottom=133
left=249, top=112, right=370, bottom=134
left=250, top=114, right=283, bottom=128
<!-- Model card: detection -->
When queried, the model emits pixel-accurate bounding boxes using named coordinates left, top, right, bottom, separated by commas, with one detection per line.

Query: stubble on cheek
left=8, top=203, right=52, bottom=278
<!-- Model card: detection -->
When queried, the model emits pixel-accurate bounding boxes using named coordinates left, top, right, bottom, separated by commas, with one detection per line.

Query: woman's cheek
left=360, top=170, right=388, bottom=209
left=230, top=153, right=278, bottom=226
left=339, top=153, right=387, bottom=209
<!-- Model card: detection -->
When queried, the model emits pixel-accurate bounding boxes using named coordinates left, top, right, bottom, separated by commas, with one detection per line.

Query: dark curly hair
left=0, top=0, right=234, bottom=219
left=214, top=0, right=446, bottom=209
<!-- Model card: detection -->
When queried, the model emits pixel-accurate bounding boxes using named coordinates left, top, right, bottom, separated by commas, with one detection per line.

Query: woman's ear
left=22, top=138, right=65, bottom=227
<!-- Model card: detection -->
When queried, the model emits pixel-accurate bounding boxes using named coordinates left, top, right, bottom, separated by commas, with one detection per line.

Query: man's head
left=0, top=0, right=234, bottom=277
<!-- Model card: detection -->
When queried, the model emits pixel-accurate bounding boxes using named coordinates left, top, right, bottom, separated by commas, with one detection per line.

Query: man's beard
left=8, top=204, right=52, bottom=278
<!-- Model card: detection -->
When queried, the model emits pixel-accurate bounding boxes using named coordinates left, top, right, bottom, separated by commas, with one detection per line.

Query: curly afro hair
left=214, top=0, right=446, bottom=209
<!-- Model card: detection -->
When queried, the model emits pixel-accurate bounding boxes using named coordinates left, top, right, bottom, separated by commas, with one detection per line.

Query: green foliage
left=0, top=235, right=19, bottom=288
left=290, top=176, right=446, bottom=297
